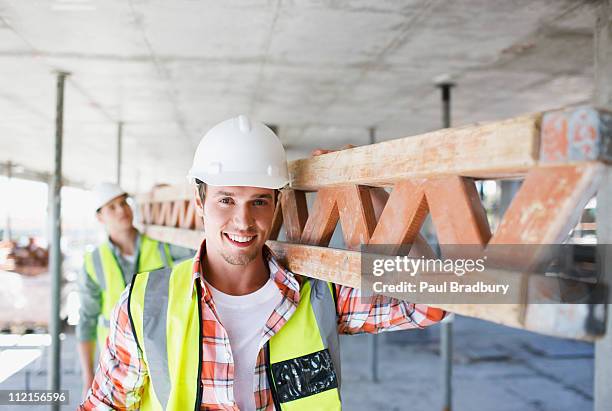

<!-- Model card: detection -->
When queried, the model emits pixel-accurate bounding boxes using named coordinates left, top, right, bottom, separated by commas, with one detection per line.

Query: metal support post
left=594, top=2, right=612, bottom=410
left=117, top=121, right=123, bottom=186
left=48, top=71, right=68, bottom=411
left=437, top=79, right=455, bottom=411
left=3, top=161, right=12, bottom=241
left=595, top=168, right=612, bottom=411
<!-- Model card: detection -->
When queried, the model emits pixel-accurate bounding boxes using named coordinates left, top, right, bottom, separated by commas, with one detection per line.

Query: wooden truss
left=137, top=106, right=612, bottom=341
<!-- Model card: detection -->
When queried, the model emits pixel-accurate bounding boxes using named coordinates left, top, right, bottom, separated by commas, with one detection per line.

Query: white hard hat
left=187, top=115, right=289, bottom=189
left=92, top=182, right=127, bottom=212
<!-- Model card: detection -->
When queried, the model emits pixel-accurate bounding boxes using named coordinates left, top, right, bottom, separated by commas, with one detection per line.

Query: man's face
left=197, top=185, right=276, bottom=266
left=96, top=195, right=134, bottom=233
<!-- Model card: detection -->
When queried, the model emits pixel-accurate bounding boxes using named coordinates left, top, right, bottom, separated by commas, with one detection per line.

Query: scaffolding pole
left=594, top=2, right=612, bottom=410
left=3, top=161, right=12, bottom=241
left=116, top=121, right=123, bottom=186
left=437, top=80, right=455, bottom=411
left=48, top=71, right=68, bottom=411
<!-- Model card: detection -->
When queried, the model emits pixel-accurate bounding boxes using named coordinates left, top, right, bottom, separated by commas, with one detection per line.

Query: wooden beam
left=426, top=176, right=492, bottom=247
left=490, top=163, right=605, bottom=270
left=266, top=241, right=598, bottom=340
left=280, top=189, right=308, bottom=242
left=135, top=183, right=192, bottom=203
left=143, top=224, right=203, bottom=250
left=289, top=113, right=541, bottom=190
left=133, top=108, right=611, bottom=199
left=137, top=224, right=602, bottom=341
left=300, top=189, right=340, bottom=246
left=369, top=180, right=428, bottom=248
left=336, top=185, right=377, bottom=250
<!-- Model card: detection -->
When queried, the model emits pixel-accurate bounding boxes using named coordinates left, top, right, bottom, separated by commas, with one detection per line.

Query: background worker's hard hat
left=92, top=182, right=127, bottom=212
left=188, top=115, right=289, bottom=189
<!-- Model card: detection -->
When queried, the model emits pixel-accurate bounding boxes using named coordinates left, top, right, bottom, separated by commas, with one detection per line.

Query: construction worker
left=80, top=116, right=446, bottom=410
left=77, top=182, right=190, bottom=398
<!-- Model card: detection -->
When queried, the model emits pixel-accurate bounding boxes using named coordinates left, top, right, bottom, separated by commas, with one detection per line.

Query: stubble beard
left=220, top=249, right=258, bottom=266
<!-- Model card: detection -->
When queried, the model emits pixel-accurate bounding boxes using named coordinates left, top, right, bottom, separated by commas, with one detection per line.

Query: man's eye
left=219, top=198, right=232, bottom=204
left=253, top=199, right=267, bottom=206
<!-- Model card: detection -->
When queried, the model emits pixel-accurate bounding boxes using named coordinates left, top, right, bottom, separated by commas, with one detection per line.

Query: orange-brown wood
left=280, top=189, right=309, bottom=242
left=488, top=164, right=604, bottom=269
left=179, top=201, right=197, bottom=229
left=369, top=180, right=428, bottom=252
left=269, top=200, right=283, bottom=241
left=492, top=164, right=603, bottom=244
left=151, top=202, right=162, bottom=225
left=426, top=177, right=492, bottom=257
left=168, top=200, right=185, bottom=228
left=300, top=189, right=339, bottom=246
left=140, top=203, right=153, bottom=225
left=336, top=185, right=377, bottom=250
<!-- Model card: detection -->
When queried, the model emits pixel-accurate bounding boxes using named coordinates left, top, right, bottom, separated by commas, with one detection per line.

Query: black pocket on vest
left=271, top=348, right=338, bottom=403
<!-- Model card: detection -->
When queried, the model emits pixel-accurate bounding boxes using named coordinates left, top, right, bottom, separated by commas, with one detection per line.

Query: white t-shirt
left=205, top=278, right=282, bottom=411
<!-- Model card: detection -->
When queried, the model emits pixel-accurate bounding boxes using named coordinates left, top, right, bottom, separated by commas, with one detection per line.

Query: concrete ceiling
left=0, top=0, right=599, bottom=192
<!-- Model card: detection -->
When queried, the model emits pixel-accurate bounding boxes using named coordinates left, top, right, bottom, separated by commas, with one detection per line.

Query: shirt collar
left=106, top=230, right=141, bottom=257
left=190, top=240, right=300, bottom=304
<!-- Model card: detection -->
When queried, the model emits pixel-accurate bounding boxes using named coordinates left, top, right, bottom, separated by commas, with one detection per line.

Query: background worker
left=80, top=117, right=446, bottom=410
left=76, top=182, right=192, bottom=398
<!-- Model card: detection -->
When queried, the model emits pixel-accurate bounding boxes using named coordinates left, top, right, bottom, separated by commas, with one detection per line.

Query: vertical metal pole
left=437, top=80, right=455, bottom=411
left=46, top=176, right=54, bottom=247
left=4, top=161, right=12, bottom=241
left=117, top=121, right=123, bottom=186
left=595, top=169, right=612, bottom=411
left=49, top=71, right=68, bottom=411
left=368, top=127, right=380, bottom=383
left=594, top=2, right=612, bottom=410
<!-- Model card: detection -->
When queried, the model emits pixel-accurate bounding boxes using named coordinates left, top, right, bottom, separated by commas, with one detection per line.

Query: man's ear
left=194, top=186, right=204, bottom=218
left=95, top=211, right=104, bottom=224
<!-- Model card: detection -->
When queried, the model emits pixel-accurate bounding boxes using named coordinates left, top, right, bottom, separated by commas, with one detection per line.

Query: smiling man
left=80, top=115, right=446, bottom=411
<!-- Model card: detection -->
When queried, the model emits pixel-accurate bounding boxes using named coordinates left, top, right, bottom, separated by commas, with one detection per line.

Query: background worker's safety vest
left=84, top=235, right=173, bottom=347
left=128, top=259, right=342, bottom=411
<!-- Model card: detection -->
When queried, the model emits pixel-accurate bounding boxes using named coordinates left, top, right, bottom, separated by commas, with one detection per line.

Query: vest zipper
left=264, top=342, right=282, bottom=411
left=195, top=281, right=204, bottom=411
left=126, top=273, right=141, bottom=350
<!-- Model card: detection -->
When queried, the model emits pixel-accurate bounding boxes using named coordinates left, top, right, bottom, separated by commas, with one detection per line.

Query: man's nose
left=117, top=205, right=129, bottom=217
left=232, top=204, right=255, bottom=229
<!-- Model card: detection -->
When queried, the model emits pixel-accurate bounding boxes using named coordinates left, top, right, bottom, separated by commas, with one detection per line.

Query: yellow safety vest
left=84, top=234, right=173, bottom=347
left=128, top=259, right=342, bottom=411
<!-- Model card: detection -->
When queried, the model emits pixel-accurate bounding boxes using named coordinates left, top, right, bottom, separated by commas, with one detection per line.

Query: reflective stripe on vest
left=129, top=261, right=199, bottom=411
left=85, top=235, right=173, bottom=347
left=128, top=260, right=342, bottom=411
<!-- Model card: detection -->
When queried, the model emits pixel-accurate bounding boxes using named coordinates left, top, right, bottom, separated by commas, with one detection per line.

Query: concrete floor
left=0, top=316, right=594, bottom=411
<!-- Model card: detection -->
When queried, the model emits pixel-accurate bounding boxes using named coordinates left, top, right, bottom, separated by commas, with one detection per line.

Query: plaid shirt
left=80, top=241, right=446, bottom=410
